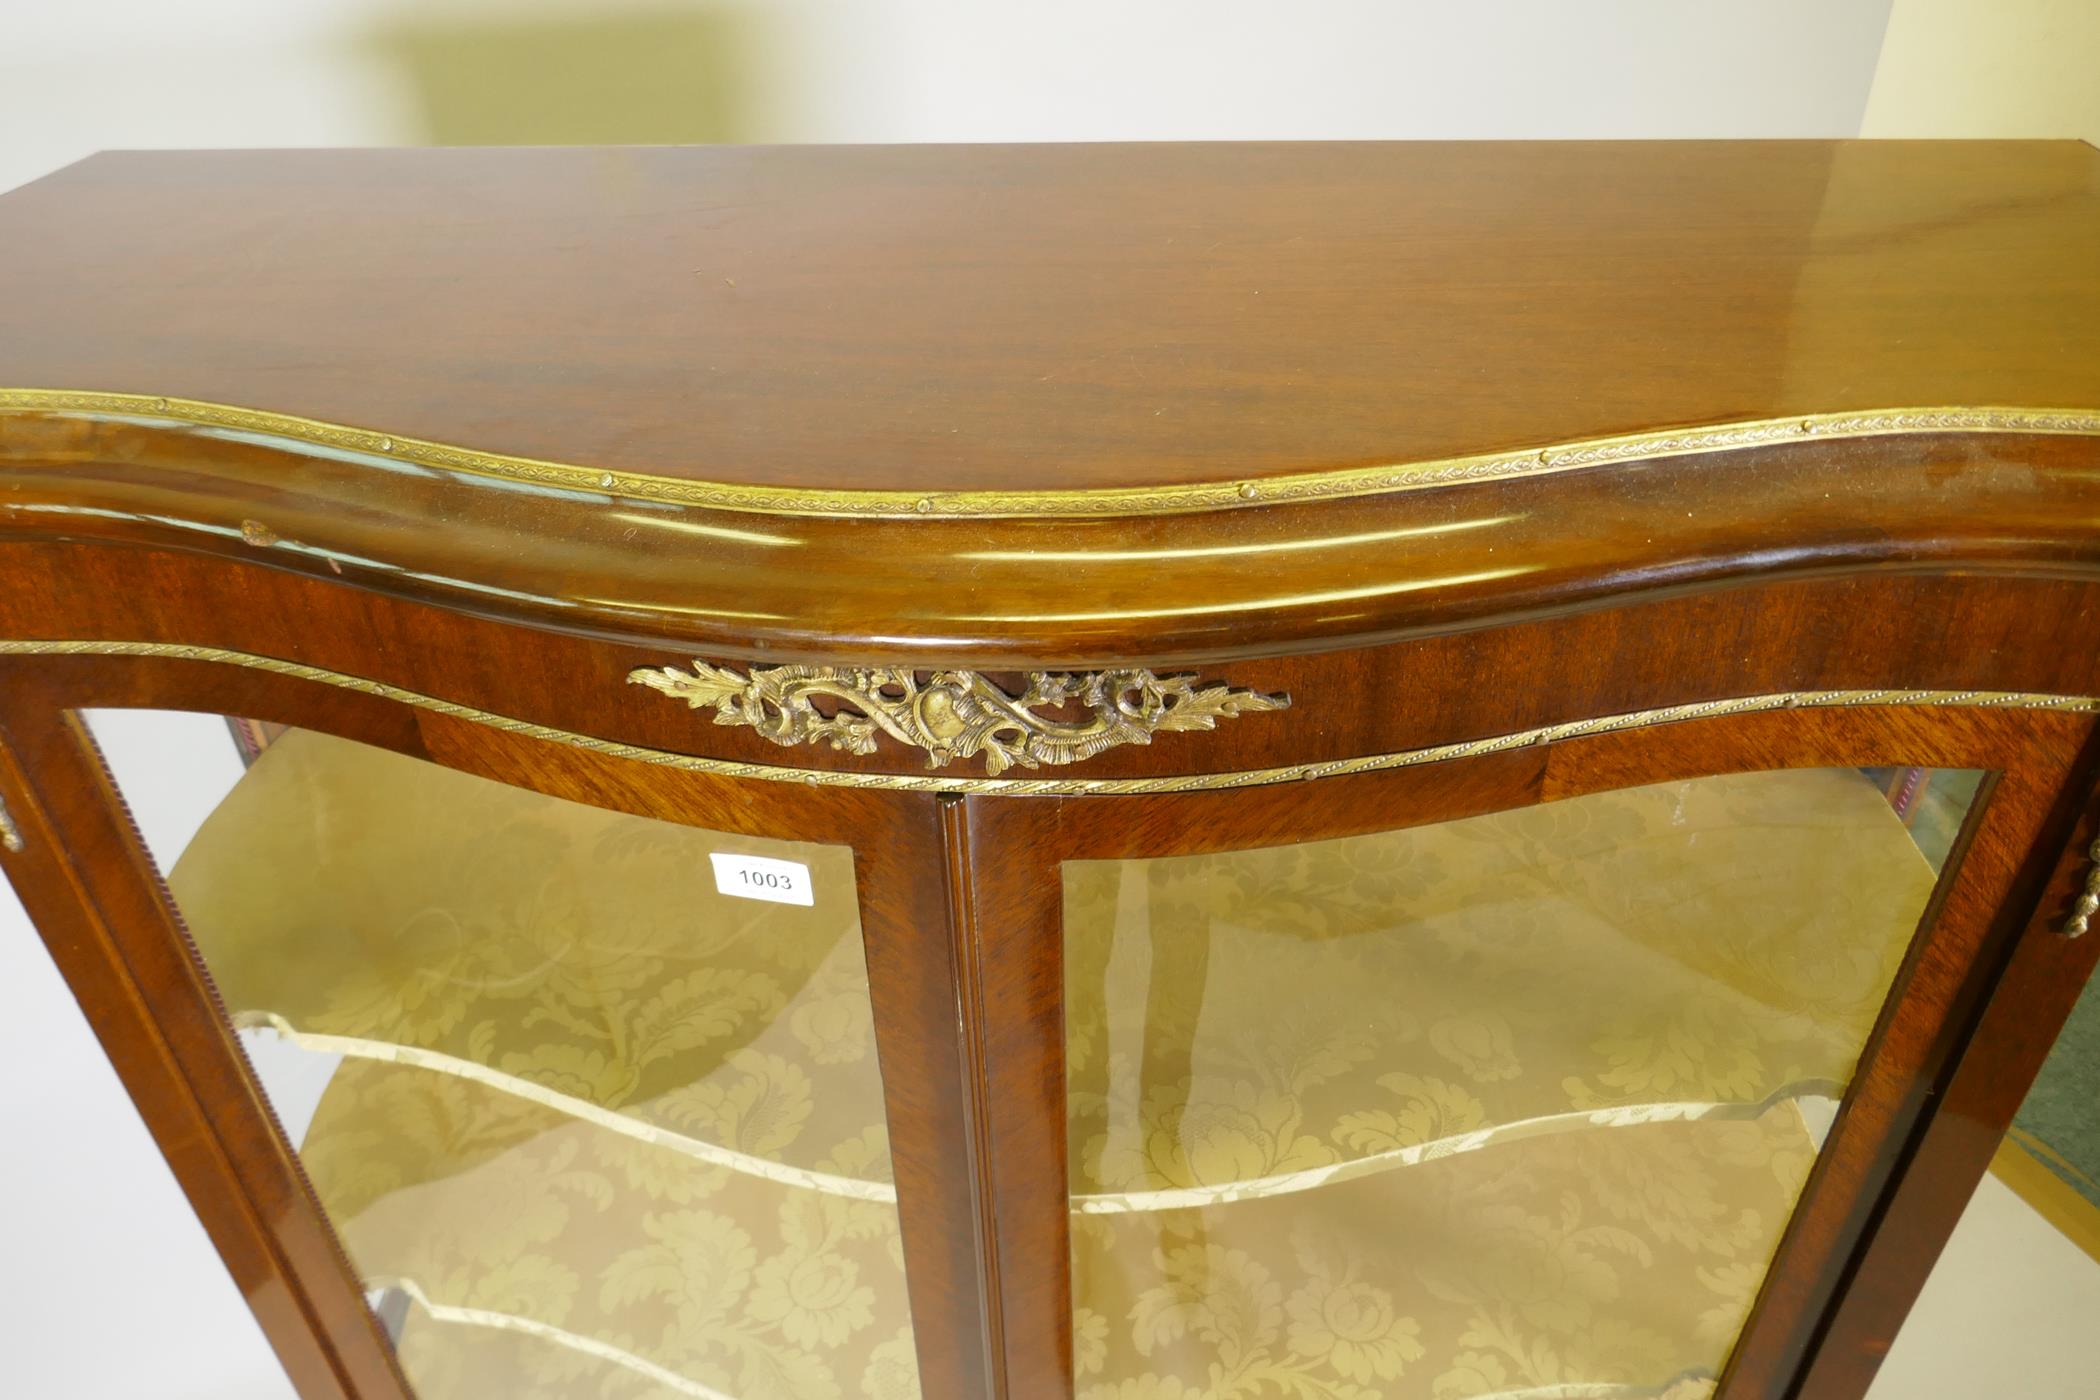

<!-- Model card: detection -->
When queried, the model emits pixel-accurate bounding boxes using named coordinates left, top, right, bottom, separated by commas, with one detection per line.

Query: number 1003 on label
left=709, top=851, right=815, bottom=907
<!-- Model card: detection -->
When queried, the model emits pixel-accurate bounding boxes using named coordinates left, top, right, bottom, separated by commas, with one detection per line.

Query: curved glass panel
left=1064, top=765, right=1979, bottom=1400
left=92, top=713, right=920, bottom=1400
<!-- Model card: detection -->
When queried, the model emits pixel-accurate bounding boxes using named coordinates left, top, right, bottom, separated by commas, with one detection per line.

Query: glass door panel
left=1063, top=765, right=1979, bottom=1400
left=90, top=713, right=921, bottom=1400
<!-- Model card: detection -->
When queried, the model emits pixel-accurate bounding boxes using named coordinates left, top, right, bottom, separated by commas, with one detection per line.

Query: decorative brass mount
left=627, top=662, right=1290, bottom=775
left=2065, top=835, right=2100, bottom=938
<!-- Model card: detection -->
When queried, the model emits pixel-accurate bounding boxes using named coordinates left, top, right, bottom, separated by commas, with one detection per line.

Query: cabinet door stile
left=1788, top=750, right=2100, bottom=1399
left=950, top=794, right=1077, bottom=1400
left=1713, top=756, right=2048, bottom=1394
left=0, top=691, right=415, bottom=1400
left=860, top=796, right=1001, bottom=1399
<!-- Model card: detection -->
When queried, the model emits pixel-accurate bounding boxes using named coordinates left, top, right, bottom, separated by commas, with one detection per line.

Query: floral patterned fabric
left=304, top=1060, right=918, bottom=1400
left=169, top=731, right=891, bottom=1193
left=164, top=733, right=1955, bottom=1400
left=164, top=730, right=919, bottom=1399
left=1071, top=1104, right=1809, bottom=1400
left=1062, top=766, right=1951, bottom=1396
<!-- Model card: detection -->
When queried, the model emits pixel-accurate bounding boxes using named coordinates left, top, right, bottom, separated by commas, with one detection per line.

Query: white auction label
left=709, top=851, right=815, bottom=907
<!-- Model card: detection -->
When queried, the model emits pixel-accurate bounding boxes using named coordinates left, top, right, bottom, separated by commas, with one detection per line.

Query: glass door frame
left=950, top=698, right=2100, bottom=1400
left=8, top=651, right=2100, bottom=1400
left=1793, top=773, right=2100, bottom=1396
left=0, top=653, right=995, bottom=1400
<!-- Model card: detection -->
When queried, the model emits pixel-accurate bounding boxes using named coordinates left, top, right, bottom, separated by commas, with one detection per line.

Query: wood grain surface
left=1, top=142, right=2096, bottom=496
left=4, top=141, right=2099, bottom=1400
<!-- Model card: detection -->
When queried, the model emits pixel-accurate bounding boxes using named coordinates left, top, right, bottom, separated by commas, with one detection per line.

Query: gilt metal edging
left=4, top=643, right=2096, bottom=795
left=2064, top=835, right=2100, bottom=937
left=626, top=661, right=1290, bottom=775
left=7, top=390, right=2100, bottom=518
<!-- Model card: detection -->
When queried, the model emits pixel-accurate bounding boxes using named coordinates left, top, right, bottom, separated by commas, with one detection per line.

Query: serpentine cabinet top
left=1, top=140, right=2098, bottom=665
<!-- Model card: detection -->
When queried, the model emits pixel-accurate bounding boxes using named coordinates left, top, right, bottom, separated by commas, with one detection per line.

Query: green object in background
left=369, top=7, right=765, bottom=147
left=1897, top=765, right=2100, bottom=1213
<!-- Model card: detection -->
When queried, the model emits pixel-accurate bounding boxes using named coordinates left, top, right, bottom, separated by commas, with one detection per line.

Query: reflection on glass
left=93, top=714, right=920, bottom=1400
left=1064, top=765, right=1977, bottom=1400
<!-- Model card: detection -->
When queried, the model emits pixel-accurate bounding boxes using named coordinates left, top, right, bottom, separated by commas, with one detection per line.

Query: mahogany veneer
left=2, top=141, right=2098, bottom=1400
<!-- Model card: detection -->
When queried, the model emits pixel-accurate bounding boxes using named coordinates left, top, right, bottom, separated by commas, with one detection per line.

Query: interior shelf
left=152, top=728, right=1952, bottom=1400
left=388, top=1288, right=742, bottom=1400
left=313, top=1056, right=1771, bottom=1400
left=1063, top=766, right=1940, bottom=1208
left=302, top=1056, right=920, bottom=1400
left=1070, top=1102, right=1812, bottom=1400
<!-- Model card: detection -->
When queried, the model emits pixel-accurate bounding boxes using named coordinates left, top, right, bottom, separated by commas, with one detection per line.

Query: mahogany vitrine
left=2, top=141, right=2099, bottom=1400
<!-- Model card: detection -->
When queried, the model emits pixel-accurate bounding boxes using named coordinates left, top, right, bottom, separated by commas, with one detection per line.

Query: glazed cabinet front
left=86, top=711, right=930, bottom=1400
left=11, top=682, right=2100, bottom=1400
left=1055, top=764, right=1978, bottom=1399
left=919, top=685, right=2100, bottom=1400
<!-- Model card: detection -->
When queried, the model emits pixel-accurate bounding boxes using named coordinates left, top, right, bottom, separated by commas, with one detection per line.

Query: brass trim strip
left=236, top=1013, right=897, bottom=1204
left=6, top=388, right=2100, bottom=519
left=379, top=1279, right=740, bottom=1400
left=4, top=640, right=2096, bottom=794
left=1072, top=1087, right=1838, bottom=1215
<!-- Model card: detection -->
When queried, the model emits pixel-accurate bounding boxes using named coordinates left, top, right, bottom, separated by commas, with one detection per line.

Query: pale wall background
left=1864, top=0, right=2100, bottom=144
left=1, top=3, right=2096, bottom=1397
left=3, top=0, right=1903, bottom=195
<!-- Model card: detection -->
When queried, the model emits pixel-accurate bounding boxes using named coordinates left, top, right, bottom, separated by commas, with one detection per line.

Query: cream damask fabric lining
left=1069, top=1103, right=1809, bottom=1400
left=166, top=730, right=919, bottom=1400
left=1060, top=766, right=1947, bottom=1398
left=306, top=1060, right=919, bottom=1400
left=163, top=733, right=1950, bottom=1400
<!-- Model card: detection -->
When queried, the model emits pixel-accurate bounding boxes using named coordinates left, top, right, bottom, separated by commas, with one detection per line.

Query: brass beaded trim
left=6, top=389, right=2100, bottom=519
left=3, top=640, right=2096, bottom=795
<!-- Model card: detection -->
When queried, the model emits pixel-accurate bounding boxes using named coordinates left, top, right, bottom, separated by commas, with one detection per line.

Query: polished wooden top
left=2, top=141, right=2097, bottom=495
left=3, top=142, right=2100, bottom=665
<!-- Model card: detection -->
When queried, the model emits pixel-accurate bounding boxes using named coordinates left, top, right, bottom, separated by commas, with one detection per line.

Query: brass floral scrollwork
left=627, top=662, right=1289, bottom=774
left=2064, top=834, right=2100, bottom=938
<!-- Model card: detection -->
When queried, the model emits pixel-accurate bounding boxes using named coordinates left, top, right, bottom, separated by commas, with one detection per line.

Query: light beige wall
left=3, top=0, right=1900, bottom=194
left=1865, top=0, right=2100, bottom=143
left=760, top=0, right=1896, bottom=142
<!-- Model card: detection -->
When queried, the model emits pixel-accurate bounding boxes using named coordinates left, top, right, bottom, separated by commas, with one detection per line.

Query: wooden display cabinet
left=2, top=141, right=2099, bottom=1400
